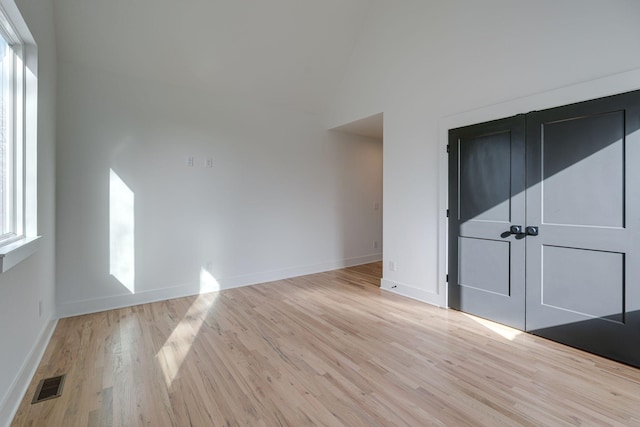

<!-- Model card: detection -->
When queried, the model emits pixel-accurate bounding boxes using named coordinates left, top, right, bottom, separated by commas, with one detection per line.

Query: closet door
left=448, top=116, right=526, bottom=329
left=525, top=90, right=640, bottom=366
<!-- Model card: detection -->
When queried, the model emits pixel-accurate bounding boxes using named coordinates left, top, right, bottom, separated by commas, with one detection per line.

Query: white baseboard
left=57, top=254, right=383, bottom=318
left=0, top=317, right=58, bottom=427
left=220, top=254, right=382, bottom=288
left=56, top=283, right=204, bottom=318
left=380, top=278, right=445, bottom=307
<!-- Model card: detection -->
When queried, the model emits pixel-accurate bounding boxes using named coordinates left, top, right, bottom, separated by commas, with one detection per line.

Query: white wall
left=56, top=62, right=383, bottom=316
left=53, top=0, right=371, bottom=116
left=328, top=0, right=640, bottom=305
left=0, top=0, right=57, bottom=424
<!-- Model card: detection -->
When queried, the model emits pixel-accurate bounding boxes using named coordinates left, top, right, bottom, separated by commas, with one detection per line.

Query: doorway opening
left=331, top=112, right=383, bottom=285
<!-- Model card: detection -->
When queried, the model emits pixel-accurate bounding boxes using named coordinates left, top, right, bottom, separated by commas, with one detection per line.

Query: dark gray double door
left=448, top=90, right=640, bottom=367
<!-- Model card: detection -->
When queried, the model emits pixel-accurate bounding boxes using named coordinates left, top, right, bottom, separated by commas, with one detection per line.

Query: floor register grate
left=31, top=374, right=66, bottom=404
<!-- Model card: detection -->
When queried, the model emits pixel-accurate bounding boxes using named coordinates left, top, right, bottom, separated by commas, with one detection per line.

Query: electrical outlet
left=205, top=157, right=213, bottom=168
left=186, top=156, right=194, bottom=167
left=205, top=261, right=213, bottom=271
left=389, top=261, right=396, bottom=272
left=374, top=240, right=378, bottom=249
left=374, top=202, right=380, bottom=211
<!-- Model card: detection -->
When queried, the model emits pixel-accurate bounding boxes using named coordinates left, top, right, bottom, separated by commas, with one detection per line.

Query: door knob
left=526, top=226, right=539, bottom=236
left=510, top=225, right=523, bottom=235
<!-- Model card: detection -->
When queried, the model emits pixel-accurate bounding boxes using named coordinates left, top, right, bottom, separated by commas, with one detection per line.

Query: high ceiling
left=53, top=0, right=372, bottom=114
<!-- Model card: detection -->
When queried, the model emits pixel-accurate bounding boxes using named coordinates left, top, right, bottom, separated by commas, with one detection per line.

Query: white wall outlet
left=205, top=157, right=213, bottom=168
left=186, top=156, right=194, bottom=167
left=389, top=261, right=396, bottom=272
left=374, top=240, right=378, bottom=249
left=205, top=261, right=213, bottom=271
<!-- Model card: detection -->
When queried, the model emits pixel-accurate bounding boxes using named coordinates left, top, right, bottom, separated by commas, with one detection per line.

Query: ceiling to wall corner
left=53, top=0, right=373, bottom=114
left=331, top=112, right=383, bottom=140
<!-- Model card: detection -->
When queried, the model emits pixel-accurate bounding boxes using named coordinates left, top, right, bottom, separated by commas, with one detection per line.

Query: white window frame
left=0, top=27, right=24, bottom=245
left=0, top=0, right=39, bottom=273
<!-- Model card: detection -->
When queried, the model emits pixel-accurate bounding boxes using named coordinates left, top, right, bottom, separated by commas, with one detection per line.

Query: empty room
left=2, top=0, right=640, bottom=425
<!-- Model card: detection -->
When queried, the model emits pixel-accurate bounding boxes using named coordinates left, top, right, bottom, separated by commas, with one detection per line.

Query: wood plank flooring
left=11, top=262, right=640, bottom=426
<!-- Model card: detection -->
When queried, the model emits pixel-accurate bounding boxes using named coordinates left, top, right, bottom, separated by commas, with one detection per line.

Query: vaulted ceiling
left=53, top=0, right=372, bottom=114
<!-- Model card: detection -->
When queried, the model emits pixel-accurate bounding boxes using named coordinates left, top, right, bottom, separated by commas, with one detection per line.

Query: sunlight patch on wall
left=199, top=267, right=221, bottom=294
left=155, top=293, right=217, bottom=387
left=109, top=169, right=135, bottom=293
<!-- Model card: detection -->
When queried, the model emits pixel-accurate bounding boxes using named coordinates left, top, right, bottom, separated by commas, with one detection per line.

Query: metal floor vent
left=31, top=374, right=66, bottom=404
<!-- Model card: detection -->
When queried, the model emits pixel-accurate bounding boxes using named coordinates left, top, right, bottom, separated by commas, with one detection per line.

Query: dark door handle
left=526, top=226, right=539, bottom=236
left=510, top=225, right=523, bottom=235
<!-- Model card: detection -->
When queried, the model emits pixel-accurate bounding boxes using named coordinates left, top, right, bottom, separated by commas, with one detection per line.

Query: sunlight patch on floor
left=155, top=292, right=218, bottom=387
left=463, top=313, right=522, bottom=341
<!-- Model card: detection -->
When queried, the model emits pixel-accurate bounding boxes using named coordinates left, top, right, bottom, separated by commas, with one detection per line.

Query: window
left=0, top=1, right=39, bottom=272
left=0, top=28, right=22, bottom=244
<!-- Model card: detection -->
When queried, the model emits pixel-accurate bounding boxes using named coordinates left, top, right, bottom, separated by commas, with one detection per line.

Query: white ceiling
left=53, top=0, right=372, bottom=114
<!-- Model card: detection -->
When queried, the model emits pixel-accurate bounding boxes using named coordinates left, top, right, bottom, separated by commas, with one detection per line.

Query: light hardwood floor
left=11, top=262, right=640, bottom=426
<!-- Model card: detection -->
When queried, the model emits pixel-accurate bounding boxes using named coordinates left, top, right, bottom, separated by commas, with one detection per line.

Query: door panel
left=541, top=246, right=624, bottom=324
left=459, top=131, right=512, bottom=222
left=541, top=111, right=624, bottom=228
left=448, top=115, right=526, bottom=330
left=459, top=237, right=511, bottom=296
left=525, top=91, right=640, bottom=367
